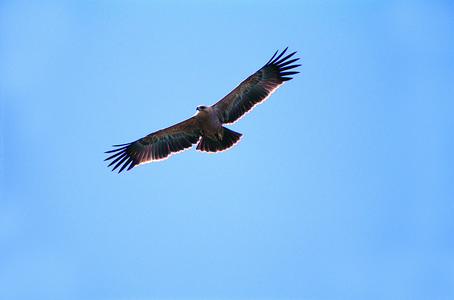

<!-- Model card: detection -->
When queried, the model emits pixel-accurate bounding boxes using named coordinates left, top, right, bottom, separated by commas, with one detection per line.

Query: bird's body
left=195, top=105, right=223, bottom=142
left=105, top=48, right=300, bottom=173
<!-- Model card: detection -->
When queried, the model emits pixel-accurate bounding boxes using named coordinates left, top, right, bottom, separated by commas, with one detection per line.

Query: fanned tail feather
left=196, top=127, right=242, bottom=153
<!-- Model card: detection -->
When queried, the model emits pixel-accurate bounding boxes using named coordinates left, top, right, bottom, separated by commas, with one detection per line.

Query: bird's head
left=196, top=105, right=212, bottom=115
left=196, top=105, right=207, bottom=111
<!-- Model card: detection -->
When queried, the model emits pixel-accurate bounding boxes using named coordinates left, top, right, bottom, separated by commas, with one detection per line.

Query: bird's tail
left=196, top=127, right=242, bottom=153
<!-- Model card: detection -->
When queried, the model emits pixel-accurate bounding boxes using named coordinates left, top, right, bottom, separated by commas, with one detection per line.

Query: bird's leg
left=217, top=129, right=223, bottom=141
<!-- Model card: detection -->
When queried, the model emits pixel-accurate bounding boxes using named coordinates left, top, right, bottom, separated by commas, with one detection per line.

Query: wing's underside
left=105, top=118, right=201, bottom=172
left=214, top=47, right=300, bottom=124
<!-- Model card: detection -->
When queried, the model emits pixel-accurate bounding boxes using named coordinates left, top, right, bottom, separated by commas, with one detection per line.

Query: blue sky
left=1, top=0, right=453, bottom=299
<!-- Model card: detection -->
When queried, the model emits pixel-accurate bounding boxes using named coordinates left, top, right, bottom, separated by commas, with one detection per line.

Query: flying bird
left=105, top=48, right=300, bottom=173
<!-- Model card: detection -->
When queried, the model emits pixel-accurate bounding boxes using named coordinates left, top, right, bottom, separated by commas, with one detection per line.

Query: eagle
left=105, top=48, right=300, bottom=173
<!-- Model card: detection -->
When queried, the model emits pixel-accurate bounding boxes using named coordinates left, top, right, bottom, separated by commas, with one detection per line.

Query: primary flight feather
left=105, top=48, right=300, bottom=173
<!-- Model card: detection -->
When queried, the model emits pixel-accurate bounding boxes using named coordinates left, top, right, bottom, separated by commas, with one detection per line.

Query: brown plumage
left=105, top=48, right=300, bottom=173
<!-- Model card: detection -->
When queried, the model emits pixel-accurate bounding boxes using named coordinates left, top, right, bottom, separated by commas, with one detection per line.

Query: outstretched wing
left=213, top=47, right=300, bottom=124
left=105, top=117, right=201, bottom=173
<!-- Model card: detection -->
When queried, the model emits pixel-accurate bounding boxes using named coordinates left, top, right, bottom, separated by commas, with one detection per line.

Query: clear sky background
left=1, top=0, right=453, bottom=299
